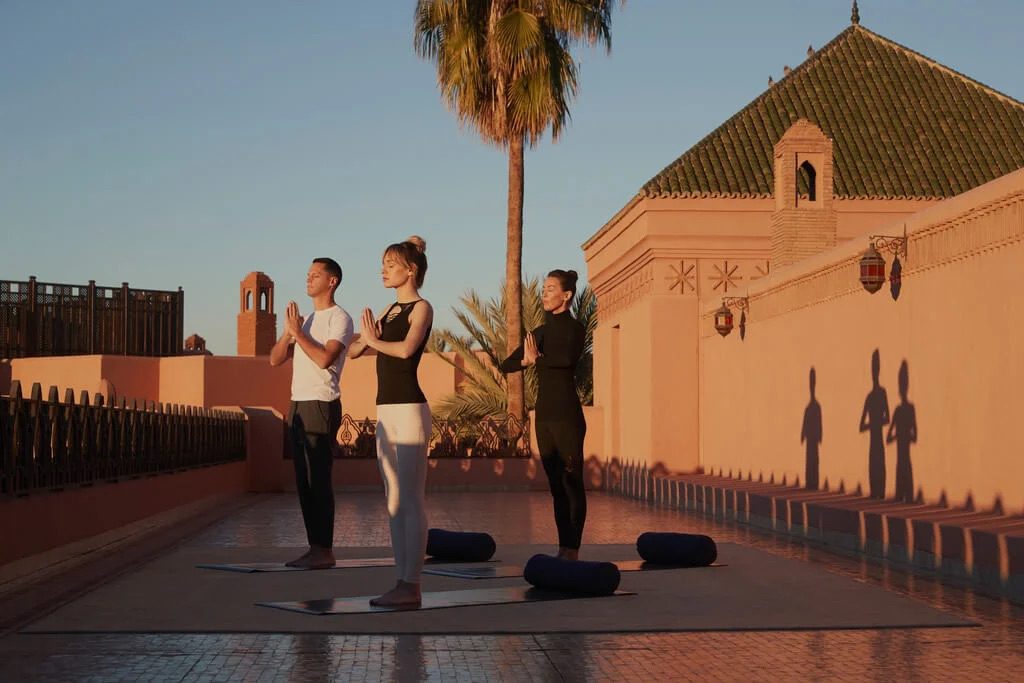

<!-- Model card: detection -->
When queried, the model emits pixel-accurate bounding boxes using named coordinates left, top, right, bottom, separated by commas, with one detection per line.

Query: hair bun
left=406, top=235, right=426, bottom=253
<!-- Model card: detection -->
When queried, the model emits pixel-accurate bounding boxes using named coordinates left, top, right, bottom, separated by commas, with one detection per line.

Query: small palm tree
left=430, top=278, right=596, bottom=421
left=414, top=0, right=617, bottom=421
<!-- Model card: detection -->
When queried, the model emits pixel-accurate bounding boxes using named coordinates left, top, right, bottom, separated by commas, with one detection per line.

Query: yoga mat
left=422, top=559, right=725, bottom=579
left=197, top=557, right=498, bottom=573
left=23, top=544, right=977, bottom=634
left=257, top=586, right=635, bottom=615
left=196, top=558, right=396, bottom=573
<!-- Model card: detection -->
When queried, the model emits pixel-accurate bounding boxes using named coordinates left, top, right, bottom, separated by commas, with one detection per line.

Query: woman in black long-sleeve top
left=500, top=269, right=587, bottom=560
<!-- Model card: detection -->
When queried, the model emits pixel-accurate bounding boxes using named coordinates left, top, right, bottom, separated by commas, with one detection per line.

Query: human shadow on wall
left=887, top=360, right=918, bottom=503
left=859, top=349, right=890, bottom=499
left=800, top=367, right=823, bottom=490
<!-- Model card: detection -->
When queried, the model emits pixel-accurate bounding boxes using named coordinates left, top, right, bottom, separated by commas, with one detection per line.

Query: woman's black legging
left=536, top=419, right=587, bottom=549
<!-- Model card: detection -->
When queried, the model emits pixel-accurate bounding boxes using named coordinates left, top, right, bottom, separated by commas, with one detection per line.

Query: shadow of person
left=859, top=349, right=890, bottom=499
left=887, top=360, right=917, bottom=503
left=801, top=367, right=823, bottom=490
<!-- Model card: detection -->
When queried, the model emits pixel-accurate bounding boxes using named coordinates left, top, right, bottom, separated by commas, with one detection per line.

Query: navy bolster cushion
left=426, top=528, right=496, bottom=562
left=636, top=532, right=717, bottom=566
left=523, top=554, right=621, bottom=595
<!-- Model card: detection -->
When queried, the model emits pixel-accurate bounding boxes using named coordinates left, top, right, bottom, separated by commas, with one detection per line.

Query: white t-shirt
left=290, top=304, right=354, bottom=402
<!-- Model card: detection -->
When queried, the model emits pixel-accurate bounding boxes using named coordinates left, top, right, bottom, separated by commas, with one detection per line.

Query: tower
left=237, top=272, right=276, bottom=356
left=769, top=118, right=838, bottom=269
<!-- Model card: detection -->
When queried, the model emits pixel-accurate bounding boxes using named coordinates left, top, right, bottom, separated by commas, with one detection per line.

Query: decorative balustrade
left=0, top=380, right=246, bottom=497
left=333, top=413, right=531, bottom=459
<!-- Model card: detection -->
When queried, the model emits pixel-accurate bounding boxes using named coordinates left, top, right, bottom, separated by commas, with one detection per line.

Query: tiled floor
left=3, top=491, right=1024, bottom=681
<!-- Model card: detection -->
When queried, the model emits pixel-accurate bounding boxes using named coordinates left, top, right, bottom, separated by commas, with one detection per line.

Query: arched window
left=798, top=161, right=817, bottom=203
left=259, top=290, right=268, bottom=312
left=245, top=290, right=252, bottom=311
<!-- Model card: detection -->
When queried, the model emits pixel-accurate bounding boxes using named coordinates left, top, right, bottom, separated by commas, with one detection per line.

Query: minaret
left=237, top=272, right=276, bottom=356
left=769, top=119, right=838, bottom=269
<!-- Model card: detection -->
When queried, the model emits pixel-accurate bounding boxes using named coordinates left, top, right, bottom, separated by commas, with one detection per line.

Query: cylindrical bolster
left=636, top=532, right=717, bottom=566
left=425, top=528, right=496, bottom=562
left=523, top=554, right=621, bottom=595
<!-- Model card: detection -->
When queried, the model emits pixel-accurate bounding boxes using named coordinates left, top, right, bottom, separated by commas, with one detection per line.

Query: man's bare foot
left=286, top=546, right=335, bottom=569
left=304, top=546, right=336, bottom=570
left=370, top=581, right=422, bottom=608
left=285, top=548, right=313, bottom=568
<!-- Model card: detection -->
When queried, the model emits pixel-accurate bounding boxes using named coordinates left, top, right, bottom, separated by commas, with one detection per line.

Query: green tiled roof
left=642, top=25, right=1024, bottom=199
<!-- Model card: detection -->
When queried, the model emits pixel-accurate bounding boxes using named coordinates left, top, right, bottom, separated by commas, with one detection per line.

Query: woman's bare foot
left=556, top=547, right=579, bottom=561
left=370, top=581, right=422, bottom=608
left=285, top=548, right=312, bottom=567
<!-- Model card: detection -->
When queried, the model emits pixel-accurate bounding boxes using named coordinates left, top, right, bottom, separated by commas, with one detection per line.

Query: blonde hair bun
left=406, top=235, right=427, bottom=253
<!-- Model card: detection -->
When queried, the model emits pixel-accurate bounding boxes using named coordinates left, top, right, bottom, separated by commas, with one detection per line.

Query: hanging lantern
left=859, top=243, right=886, bottom=294
left=889, top=255, right=902, bottom=301
left=714, top=303, right=734, bottom=337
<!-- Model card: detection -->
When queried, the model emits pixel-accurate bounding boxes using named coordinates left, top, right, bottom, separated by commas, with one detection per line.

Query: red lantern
left=714, top=303, right=734, bottom=337
left=859, top=243, right=886, bottom=294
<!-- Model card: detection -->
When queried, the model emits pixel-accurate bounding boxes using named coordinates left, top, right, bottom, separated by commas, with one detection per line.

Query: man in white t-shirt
left=270, top=258, right=354, bottom=569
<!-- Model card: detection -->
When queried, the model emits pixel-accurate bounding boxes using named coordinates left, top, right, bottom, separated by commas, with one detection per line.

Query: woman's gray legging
left=375, top=402, right=432, bottom=583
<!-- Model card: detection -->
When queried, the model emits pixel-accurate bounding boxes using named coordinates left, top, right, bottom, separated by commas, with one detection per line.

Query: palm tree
left=414, top=0, right=617, bottom=420
left=429, top=278, right=596, bottom=421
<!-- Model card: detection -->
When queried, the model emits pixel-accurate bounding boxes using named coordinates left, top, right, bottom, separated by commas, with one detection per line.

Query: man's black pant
left=536, top=419, right=588, bottom=550
left=288, top=400, right=342, bottom=549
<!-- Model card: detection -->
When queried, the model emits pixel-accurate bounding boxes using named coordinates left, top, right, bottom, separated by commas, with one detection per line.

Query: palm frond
left=429, top=277, right=594, bottom=418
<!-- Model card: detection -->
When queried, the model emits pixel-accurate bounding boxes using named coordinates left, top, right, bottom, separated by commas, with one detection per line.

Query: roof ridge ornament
left=852, top=0, right=860, bottom=25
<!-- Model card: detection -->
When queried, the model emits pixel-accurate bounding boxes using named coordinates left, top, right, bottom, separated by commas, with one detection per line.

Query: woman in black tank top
left=348, top=236, right=433, bottom=608
left=500, top=269, right=587, bottom=560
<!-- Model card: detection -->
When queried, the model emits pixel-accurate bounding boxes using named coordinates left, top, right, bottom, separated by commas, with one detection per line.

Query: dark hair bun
left=406, top=235, right=426, bottom=253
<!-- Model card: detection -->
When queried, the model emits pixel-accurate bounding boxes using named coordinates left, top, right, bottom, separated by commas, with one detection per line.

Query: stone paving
left=2, top=491, right=1024, bottom=681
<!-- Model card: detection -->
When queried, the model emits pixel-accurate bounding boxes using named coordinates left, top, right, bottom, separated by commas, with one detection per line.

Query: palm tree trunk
left=505, top=134, right=525, bottom=421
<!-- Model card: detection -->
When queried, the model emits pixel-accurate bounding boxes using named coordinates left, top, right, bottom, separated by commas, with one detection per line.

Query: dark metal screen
left=0, top=380, right=246, bottom=497
left=331, top=413, right=532, bottom=459
left=0, top=278, right=184, bottom=358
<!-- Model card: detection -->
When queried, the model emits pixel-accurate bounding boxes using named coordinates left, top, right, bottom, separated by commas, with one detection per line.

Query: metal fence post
left=176, top=287, right=184, bottom=355
left=87, top=280, right=96, bottom=354
left=26, top=276, right=38, bottom=356
left=121, top=282, right=129, bottom=355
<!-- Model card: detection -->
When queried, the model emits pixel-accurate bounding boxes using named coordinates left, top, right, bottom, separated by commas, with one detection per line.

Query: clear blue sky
left=3, top=1, right=1022, bottom=354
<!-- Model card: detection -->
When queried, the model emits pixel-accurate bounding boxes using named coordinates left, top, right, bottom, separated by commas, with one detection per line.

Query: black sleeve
left=534, top=321, right=583, bottom=370
left=498, top=325, right=544, bottom=374
left=499, top=344, right=525, bottom=374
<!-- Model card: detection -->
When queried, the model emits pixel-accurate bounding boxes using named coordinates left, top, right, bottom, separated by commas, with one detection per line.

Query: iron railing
left=0, top=277, right=184, bottom=358
left=331, top=413, right=531, bottom=459
left=0, top=380, right=246, bottom=497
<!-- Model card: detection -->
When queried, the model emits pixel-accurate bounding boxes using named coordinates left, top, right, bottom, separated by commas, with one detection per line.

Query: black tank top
left=376, top=300, right=430, bottom=405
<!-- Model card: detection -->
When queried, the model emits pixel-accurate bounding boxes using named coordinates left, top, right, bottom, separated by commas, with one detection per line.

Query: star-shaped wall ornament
left=665, top=260, right=696, bottom=293
left=750, top=261, right=770, bottom=281
left=710, top=260, right=742, bottom=292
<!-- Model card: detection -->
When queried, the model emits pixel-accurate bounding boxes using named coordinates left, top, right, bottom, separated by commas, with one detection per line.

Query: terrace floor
left=2, top=490, right=1023, bottom=682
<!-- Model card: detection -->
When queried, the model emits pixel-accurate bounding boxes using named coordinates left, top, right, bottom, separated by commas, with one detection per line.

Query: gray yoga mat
left=257, top=586, right=635, bottom=615
left=421, top=559, right=725, bottom=579
left=197, top=557, right=497, bottom=573
left=22, top=543, right=977, bottom=634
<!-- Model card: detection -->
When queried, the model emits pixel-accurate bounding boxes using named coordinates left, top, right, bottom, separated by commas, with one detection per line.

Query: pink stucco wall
left=0, top=462, right=247, bottom=565
left=585, top=192, right=932, bottom=474
left=10, top=350, right=462, bottom=421
left=699, top=169, right=1024, bottom=513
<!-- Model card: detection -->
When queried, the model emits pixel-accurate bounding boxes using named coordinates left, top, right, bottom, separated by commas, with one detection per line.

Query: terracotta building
left=583, top=13, right=1024, bottom=479
left=236, top=272, right=277, bottom=356
left=183, top=333, right=210, bottom=355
